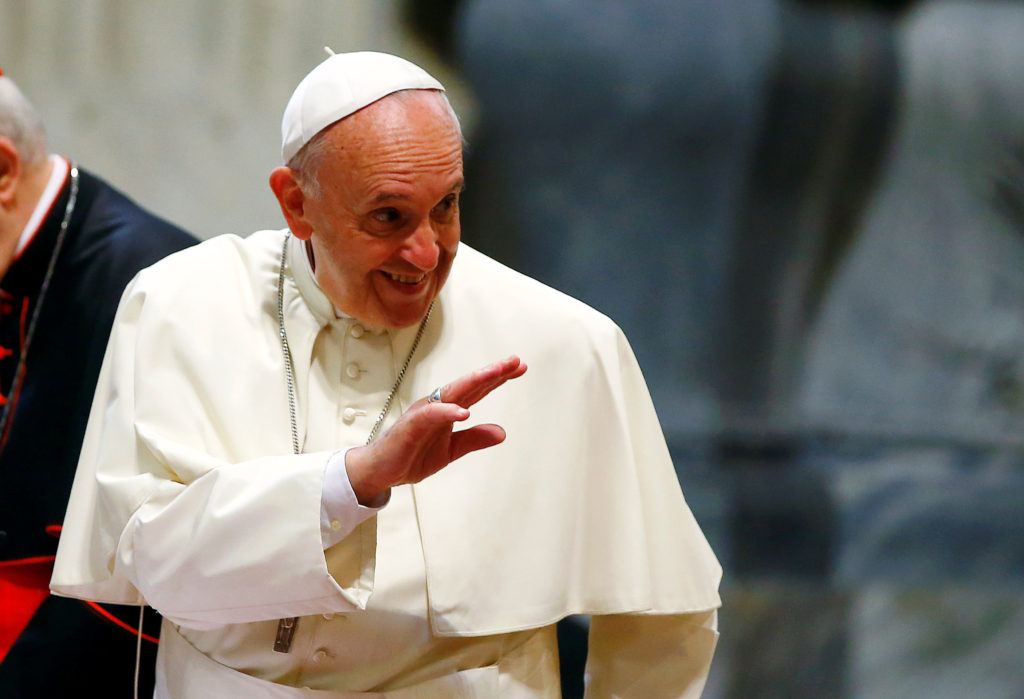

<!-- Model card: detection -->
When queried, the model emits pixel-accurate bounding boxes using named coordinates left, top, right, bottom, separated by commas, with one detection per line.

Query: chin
left=381, top=311, right=428, bottom=329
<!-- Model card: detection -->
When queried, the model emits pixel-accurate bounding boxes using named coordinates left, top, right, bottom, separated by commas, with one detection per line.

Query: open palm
left=345, top=355, right=527, bottom=503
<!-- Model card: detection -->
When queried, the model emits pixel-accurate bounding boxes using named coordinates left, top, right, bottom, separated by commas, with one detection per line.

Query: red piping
left=84, top=601, right=159, bottom=645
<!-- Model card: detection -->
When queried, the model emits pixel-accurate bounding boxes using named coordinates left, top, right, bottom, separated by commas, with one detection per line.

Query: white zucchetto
left=280, top=50, right=445, bottom=163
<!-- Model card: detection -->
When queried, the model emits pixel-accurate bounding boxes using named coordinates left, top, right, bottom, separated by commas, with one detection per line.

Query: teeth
left=386, top=272, right=425, bottom=284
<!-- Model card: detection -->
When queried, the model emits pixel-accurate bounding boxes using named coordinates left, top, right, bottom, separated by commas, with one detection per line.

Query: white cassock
left=51, top=229, right=722, bottom=697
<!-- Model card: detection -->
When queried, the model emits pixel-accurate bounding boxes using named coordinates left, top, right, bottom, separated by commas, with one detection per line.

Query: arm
left=124, top=356, right=526, bottom=627
left=585, top=610, right=719, bottom=698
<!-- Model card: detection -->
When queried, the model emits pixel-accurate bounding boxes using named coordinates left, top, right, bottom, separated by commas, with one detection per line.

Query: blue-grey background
left=4, top=0, right=1024, bottom=696
left=449, top=1, right=1024, bottom=696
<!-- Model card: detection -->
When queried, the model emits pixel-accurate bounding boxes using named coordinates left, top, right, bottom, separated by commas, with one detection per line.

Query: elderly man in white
left=51, top=50, right=721, bottom=697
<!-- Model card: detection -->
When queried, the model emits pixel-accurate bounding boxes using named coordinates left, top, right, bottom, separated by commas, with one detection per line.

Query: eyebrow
left=372, top=178, right=465, bottom=204
left=374, top=191, right=410, bottom=203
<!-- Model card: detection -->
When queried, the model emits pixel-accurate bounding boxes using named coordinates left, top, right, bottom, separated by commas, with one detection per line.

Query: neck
left=0, top=156, right=55, bottom=280
left=304, top=238, right=316, bottom=271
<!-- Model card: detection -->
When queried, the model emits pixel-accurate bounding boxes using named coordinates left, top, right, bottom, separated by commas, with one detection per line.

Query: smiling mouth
left=384, top=271, right=427, bottom=285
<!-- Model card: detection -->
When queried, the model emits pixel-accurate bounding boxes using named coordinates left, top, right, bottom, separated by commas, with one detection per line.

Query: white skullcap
left=280, top=49, right=445, bottom=162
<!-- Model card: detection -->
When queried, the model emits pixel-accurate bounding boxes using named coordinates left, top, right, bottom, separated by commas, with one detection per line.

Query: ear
left=269, top=166, right=313, bottom=240
left=0, top=137, right=21, bottom=208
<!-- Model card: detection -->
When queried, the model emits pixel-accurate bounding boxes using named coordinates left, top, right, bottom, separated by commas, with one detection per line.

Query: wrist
left=345, top=446, right=390, bottom=506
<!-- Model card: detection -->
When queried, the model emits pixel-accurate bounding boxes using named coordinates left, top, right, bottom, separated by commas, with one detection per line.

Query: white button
left=330, top=519, right=342, bottom=531
left=322, top=612, right=335, bottom=620
left=312, top=648, right=330, bottom=663
left=342, top=407, right=357, bottom=424
left=349, top=324, right=365, bottom=339
left=345, top=363, right=361, bottom=379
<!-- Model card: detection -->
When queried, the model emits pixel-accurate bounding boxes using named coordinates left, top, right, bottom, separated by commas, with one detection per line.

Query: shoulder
left=70, top=168, right=197, bottom=268
left=111, top=230, right=285, bottom=348
left=448, top=243, right=624, bottom=344
left=130, top=228, right=282, bottom=299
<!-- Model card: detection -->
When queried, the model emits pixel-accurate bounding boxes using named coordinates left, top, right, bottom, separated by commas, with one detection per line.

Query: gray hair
left=287, top=89, right=463, bottom=200
left=0, top=77, right=49, bottom=169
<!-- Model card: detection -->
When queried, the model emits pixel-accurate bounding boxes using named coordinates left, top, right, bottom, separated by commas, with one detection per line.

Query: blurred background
left=3, top=0, right=1024, bottom=696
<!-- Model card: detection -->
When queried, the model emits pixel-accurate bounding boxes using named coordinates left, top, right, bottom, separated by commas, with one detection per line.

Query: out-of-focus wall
left=0, top=0, right=466, bottom=240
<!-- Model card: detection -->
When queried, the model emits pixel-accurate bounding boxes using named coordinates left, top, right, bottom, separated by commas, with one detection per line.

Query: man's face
left=300, top=91, right=463, bottom=329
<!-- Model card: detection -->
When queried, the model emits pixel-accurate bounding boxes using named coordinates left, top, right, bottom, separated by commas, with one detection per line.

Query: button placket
left=293, top=615, right=335, bottom=682
left=336, top=322, right=396, bottom=445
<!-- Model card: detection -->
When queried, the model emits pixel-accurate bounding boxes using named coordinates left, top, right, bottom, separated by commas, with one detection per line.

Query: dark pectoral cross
left=273, top=617, right=299, bottom=652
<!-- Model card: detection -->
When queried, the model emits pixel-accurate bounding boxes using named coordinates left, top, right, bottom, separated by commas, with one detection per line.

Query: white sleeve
left=320, top=449, right=389, bottom=548
left=111, top=444, right=378, bottom=631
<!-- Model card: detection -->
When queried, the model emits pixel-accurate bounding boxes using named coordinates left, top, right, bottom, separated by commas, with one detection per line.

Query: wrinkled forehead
left=317, top=91, right=464, bottom=187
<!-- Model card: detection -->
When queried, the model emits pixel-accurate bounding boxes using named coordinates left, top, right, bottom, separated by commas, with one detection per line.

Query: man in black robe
left=0, top=69, right=196, bottom=697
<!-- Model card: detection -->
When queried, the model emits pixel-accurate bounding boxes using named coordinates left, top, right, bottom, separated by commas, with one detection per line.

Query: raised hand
left=345, top=355, right=527, bottom=504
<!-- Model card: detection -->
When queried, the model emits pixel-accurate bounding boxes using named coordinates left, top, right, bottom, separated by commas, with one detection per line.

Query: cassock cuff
left=320, top=448, right=389, bottom=548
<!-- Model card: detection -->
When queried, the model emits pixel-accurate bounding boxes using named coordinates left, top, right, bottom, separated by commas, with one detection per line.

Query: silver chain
left=364, top=302, right=433, bottom=443
left=0, top=165, right=79, bottom=440
left=276, top=234, right=301, bottom=456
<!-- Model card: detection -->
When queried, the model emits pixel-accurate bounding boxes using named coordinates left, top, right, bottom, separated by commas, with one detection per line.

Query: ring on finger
left=428, top=386, right=444, bottom=403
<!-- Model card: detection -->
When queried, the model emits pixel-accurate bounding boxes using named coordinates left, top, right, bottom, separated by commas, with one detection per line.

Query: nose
left=401, top=219, right=440, bottom=271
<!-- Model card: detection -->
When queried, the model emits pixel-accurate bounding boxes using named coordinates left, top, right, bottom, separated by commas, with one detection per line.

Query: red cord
left=84, top=601, right=160, bottom=645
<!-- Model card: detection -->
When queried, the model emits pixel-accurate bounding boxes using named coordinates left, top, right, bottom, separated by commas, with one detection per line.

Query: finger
left=460, top=358, right=526, bottom=406
left=448, top=424, right=507, bottom=463
left=440, top=358, right=524, bottom=401
left=416, top=401, right=471, bottom=425
left=395, top=402, right=471, bottom=441
left=412, top=356, right=525, bottom=409
left=445, top=356, right=527, bottom=408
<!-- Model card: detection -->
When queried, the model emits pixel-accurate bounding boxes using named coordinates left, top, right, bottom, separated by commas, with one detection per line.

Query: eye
left=372, top=208, right=402, bottom=224
left=363, top=207, right=407, bottom=237
left=432, top=193, right=459, bottom=221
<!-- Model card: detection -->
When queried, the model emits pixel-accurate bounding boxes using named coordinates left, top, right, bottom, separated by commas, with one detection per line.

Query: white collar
left=16, top=155, right=69, bottom=259
left=286, top=231, right=333, bottom=326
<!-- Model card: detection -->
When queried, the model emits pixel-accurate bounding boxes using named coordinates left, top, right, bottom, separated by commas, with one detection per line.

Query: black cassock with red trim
left=0, top=163, right=195, bottom=696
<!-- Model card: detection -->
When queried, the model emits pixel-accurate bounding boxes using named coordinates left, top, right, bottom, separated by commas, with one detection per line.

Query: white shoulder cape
left=52, top=229, right=721, bottom=636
